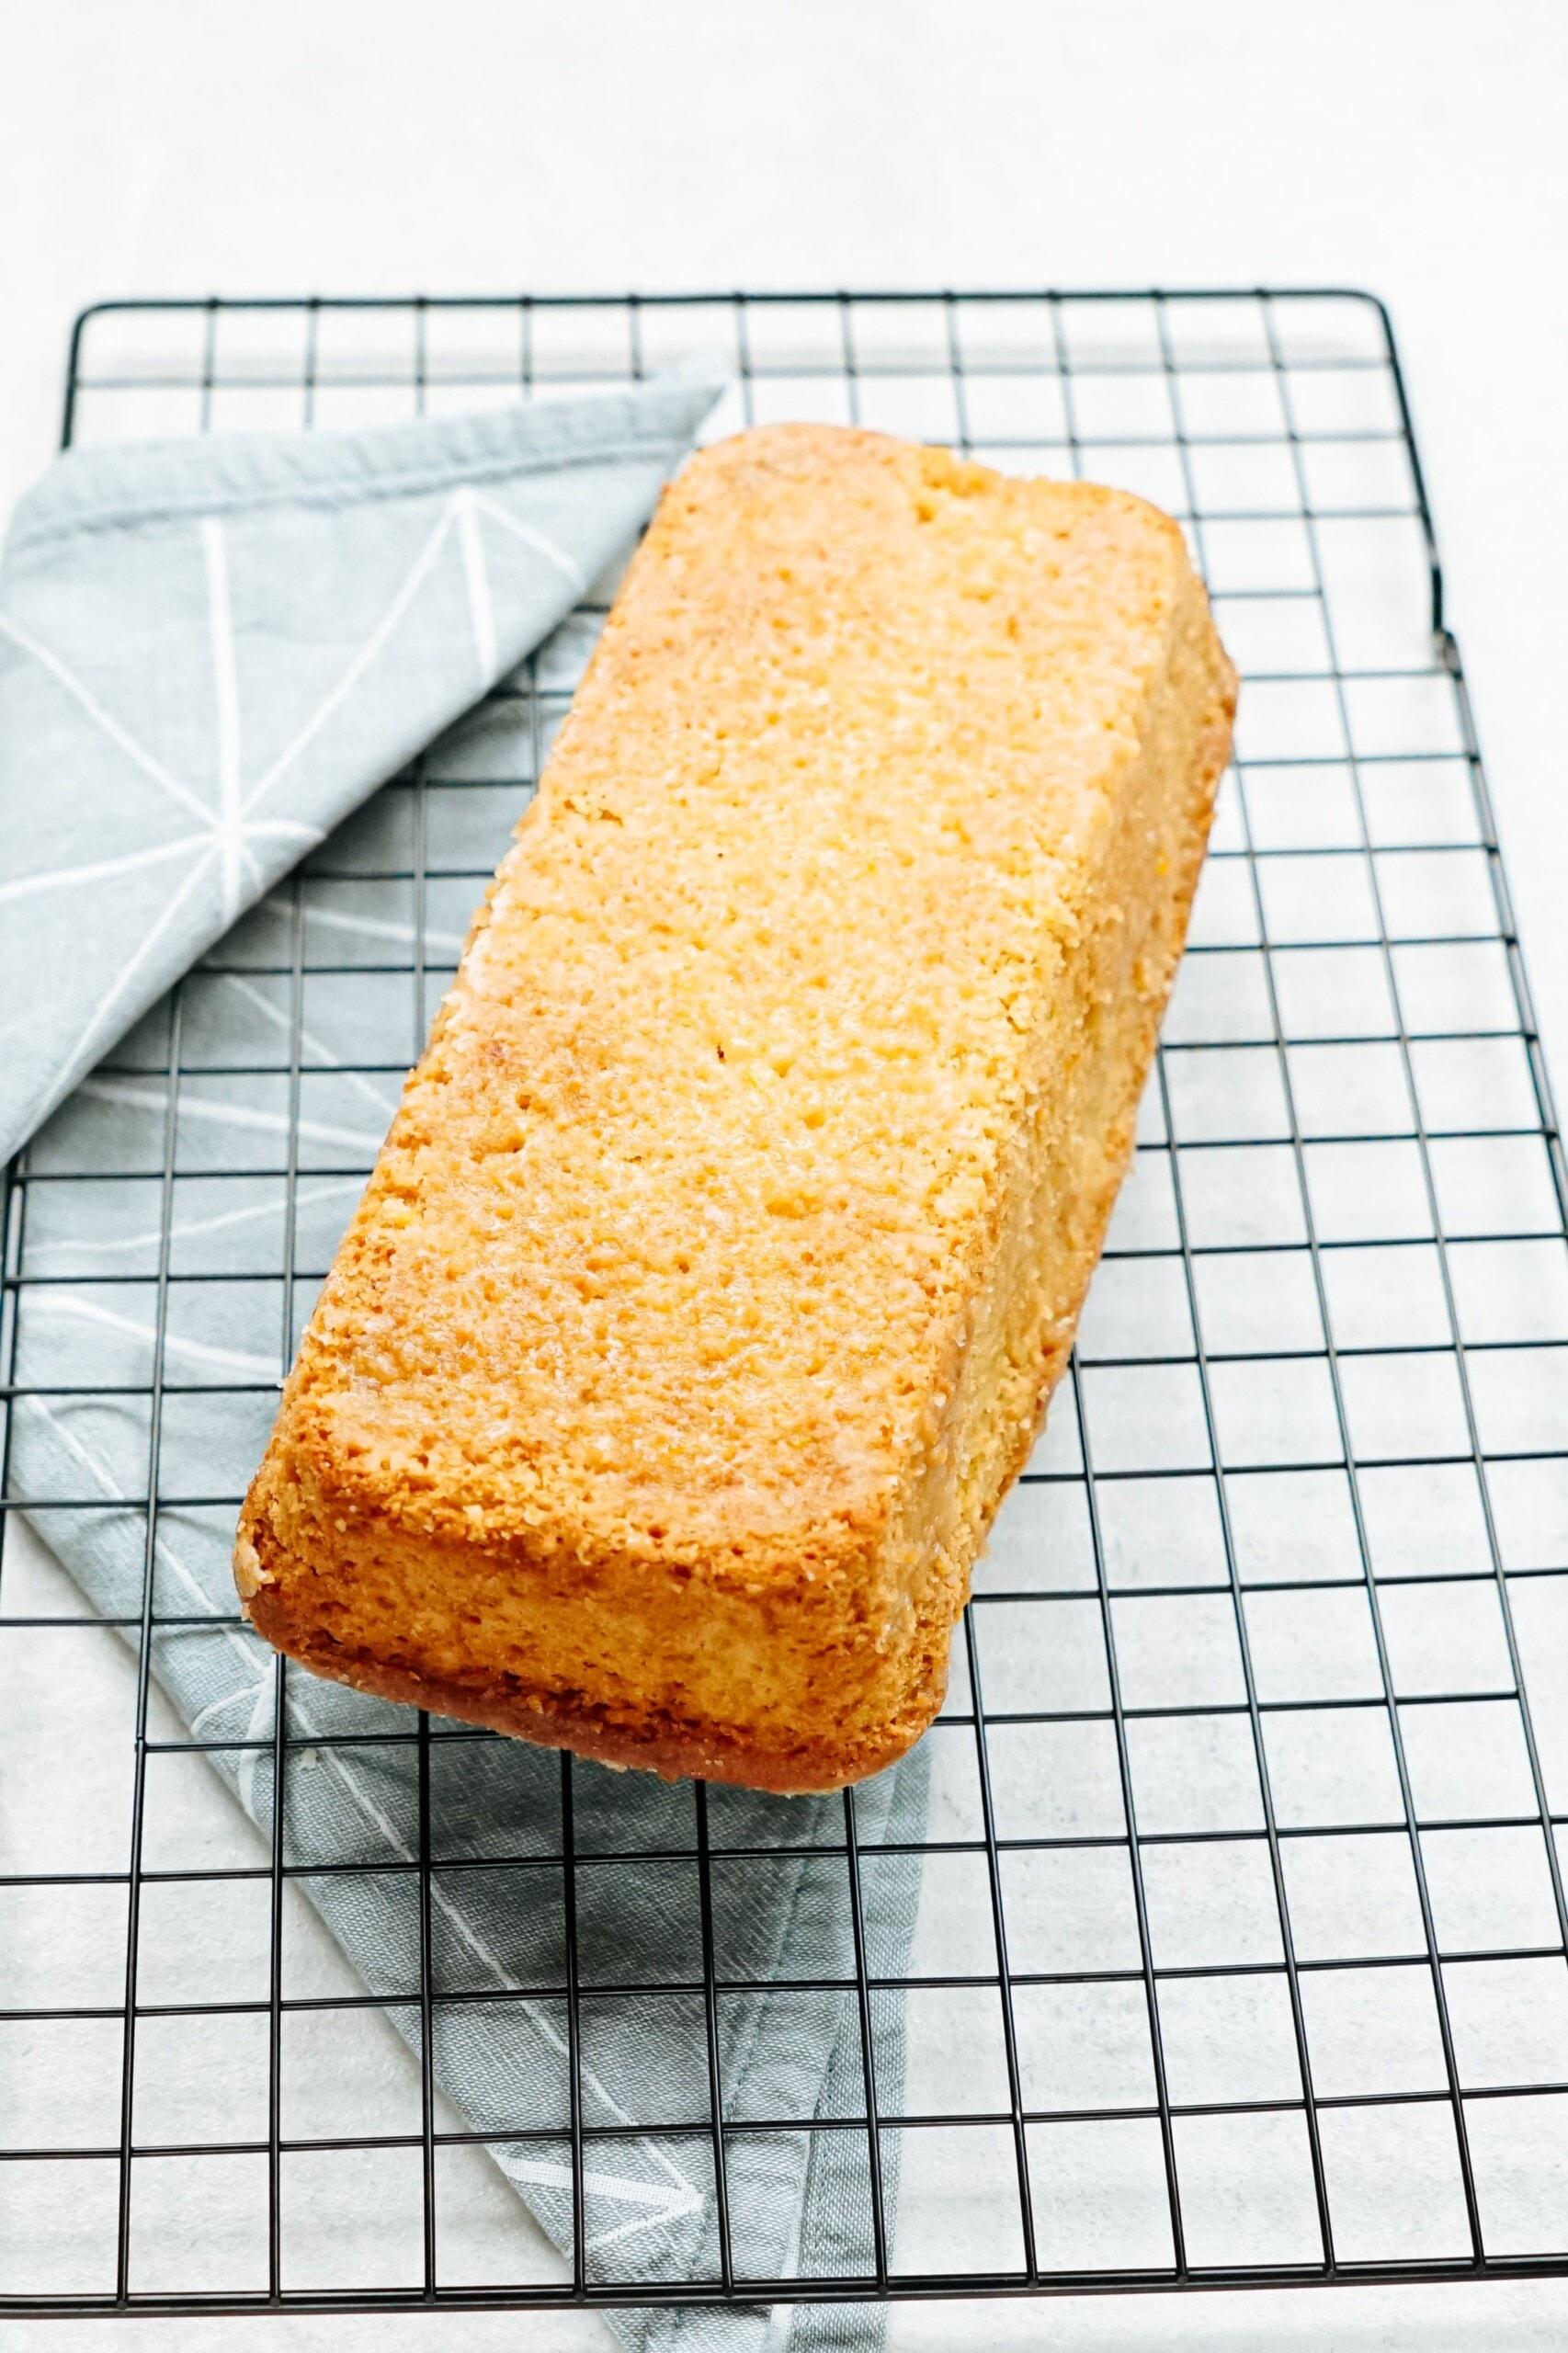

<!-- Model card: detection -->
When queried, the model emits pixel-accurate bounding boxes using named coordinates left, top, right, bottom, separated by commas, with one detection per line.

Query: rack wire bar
left=3, top=289, right=1567, bottom=2317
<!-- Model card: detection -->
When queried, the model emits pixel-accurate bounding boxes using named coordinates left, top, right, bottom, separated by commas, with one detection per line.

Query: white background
left=4, top=3, right=1568, bottom=2347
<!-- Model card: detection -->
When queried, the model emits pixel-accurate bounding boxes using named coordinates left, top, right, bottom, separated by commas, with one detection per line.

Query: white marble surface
left=5, top=2, right=1568, bottom=2345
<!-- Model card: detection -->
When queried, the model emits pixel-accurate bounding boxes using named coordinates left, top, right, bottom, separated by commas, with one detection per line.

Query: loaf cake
left=236, top=423, right=1235, bottom=1792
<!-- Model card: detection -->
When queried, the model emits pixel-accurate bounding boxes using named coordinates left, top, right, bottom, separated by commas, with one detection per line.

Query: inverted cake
left=235, top=423, right=1236, bottom=1792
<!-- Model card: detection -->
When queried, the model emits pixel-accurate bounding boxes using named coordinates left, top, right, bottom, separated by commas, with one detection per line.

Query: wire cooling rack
left=4, top=290, right=1568, bottom=2321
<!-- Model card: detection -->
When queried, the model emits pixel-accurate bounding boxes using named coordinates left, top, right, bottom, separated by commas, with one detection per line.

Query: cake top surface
left=286, top=424, right=1197, bottom=1571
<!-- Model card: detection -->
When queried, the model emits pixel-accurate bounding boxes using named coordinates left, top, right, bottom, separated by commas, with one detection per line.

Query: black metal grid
left=4, top=288, right=1568, bottom=2317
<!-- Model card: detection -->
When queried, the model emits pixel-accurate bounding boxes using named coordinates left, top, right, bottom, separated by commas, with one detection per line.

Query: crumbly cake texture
left=237, top=424, right=1236, bottom=1793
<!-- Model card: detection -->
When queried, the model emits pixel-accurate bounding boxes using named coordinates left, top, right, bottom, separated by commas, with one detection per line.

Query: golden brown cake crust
left=237, top=423, right=1236, bottom=1793
left=242, top=1586, right=917, bottom=1792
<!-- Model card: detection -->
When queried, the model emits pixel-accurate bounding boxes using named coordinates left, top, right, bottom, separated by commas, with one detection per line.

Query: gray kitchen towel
left=0, top=379, right=723, bottom=1166
left=1, top=395, right=932, bottom=2347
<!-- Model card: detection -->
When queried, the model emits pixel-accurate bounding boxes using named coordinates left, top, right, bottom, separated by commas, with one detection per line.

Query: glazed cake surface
left=236, top=422, right=1237, bottom=1791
